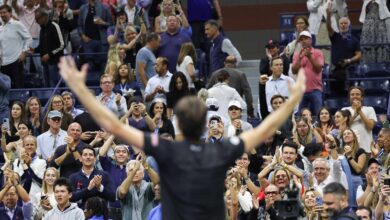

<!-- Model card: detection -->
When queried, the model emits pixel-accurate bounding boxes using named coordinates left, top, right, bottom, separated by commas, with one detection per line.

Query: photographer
left=206, top=115, right=224, bottom=143
left=126, top=96, right=156, bottom=132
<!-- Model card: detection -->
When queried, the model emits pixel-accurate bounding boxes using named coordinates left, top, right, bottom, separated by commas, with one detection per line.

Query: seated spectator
left=303, top=189, right=322, bottom=220
left=224, top=170, right=252, bottom=217
left=34, top=7, right=65, bottom=87
left=207, top=56, right=254, bottom=118
left=292, top=30, right=324, bottom=116
left=37, top=110, right=67, bottom=161
left=51, top=122, right=87, bottom=178
left=117, top=159, right=157, bottom=219
left=206, top=115, right=224, bottom=143
left=13, top=135, right=47, bottom=198
left=343, top=86, right=377, bottom=153
left=207, top=70, right=246, bottom=120
left=356, top=206, right=372, bottom=220
left=205, top=19, right=242, bottom=74
left=293, top=117, right=323, bottom=147
left=42, top=95, right=73, bottom=133
left=25, top=97, right=43, bottom=137
left=156, top=15, right=191, bottom=73
left=126, top=97, right=156, bottom=132
left=225, top=100, right=252, bottom=137
left=2, top=121, right=32, bottom=162
left=84, top=197, right=109, bottom=220
left=121, top=0, right=146, bottom=29
left=113, top=63, right=142, bottom=98
left=0, top=170, right=32, bottom=220
left=69, top=146, right=115, bottom=209
left=74, top=110, right=101, bottom=144
left=356, top=158, right=380, bottom=210
left=149, top=98, right=175, bottom=138
left=372, top=128, right=390, bottom=167
left=4, top=101, right=26, bottom=143
left=259, top=57, right=295, bottom=114
left=326, top=4, right=362, bottom=96
left=62, top=91, right=84, bottom=119
left=78, top=0, right=112, bottom=70
left=259, top=40, right=290, bottom=76
left=96, top=74, right=128, bottom=118
left=301, top=142, right=323, bottom=173
left=332, top=109, right=351, bottom=143
left=43, top=177, right=85, bottom=220
left=315, top=107, right=335, bottom=156
left=135, top=32, right=160, bottom=89
left=144, top=57, right=172, bottom=102
left=32, top=167, right=59, bottom=220
left=256, top=184, right=281, bottom=219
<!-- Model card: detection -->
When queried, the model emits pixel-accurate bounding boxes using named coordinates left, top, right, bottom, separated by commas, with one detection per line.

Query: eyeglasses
left=51, top=117, right=61, bottom=122
left=228, top=107, right=240, bottom=111
left=52, top=101, right=62, bottom=105
left=265, top=191, right=278, bottom=195
left=275, top=174, right=287, bottom=179
left=100, top=81, right=112, bottom=85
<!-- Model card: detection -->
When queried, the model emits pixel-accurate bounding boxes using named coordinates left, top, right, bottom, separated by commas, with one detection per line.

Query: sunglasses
left=228, top=107, right=240, bottom=111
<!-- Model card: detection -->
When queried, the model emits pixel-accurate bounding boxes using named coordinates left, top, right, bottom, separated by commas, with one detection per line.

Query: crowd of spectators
left=0, top=0, right=390, bottom=220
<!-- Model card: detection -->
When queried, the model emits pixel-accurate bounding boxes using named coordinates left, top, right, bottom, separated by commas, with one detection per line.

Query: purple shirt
left=156, top=31, right=191, bottom=73
left=187, top=0, right=213, bottom=22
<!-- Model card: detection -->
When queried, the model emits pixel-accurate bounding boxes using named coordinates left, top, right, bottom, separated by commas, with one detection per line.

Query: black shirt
left=50, top=141, right=87, bottom=178
left=144, top=133, right=244, bottom=220
left=84, top=5, right=100, bottom=40
left=348, top=148, right=366, bottom=175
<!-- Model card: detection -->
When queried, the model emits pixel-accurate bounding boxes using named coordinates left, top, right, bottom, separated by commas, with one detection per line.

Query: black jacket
left=36, top=20, right=64, bottom=64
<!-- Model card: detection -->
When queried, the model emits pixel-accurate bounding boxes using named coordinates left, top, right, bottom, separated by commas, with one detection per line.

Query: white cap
left=206, top=97, right=219, bottom=109
left=228, top=100, right=242, bottom=109
left=299, top=30, right=312, bottom=39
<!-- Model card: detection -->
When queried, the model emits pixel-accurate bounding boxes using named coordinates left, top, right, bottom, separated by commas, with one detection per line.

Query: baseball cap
left=48, top=110, right=62, bottom=119
left=367, top=158, right=381, bottom=167
left=265, top=39, right=279, bottom=49
left=209, top=115, right=222, bottom=123
left=206, top=98, right=219, bottom=110
left=299, top=30, right=312, bottom=39
left=228, top=100, right=242, bottom=109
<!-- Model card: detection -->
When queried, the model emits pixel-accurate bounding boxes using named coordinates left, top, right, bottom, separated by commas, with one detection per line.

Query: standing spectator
left=121, top=25, right=144, bottom=69
left=205, top=19, right=241, bottom=74
left=135, top=32, right=160, bottom=89
left=326, top=4, right=362, bottom=96
left=69, top=146, right=115, bottom=209
left=51, top=0, right=74, bottom=52
left=284, top=16, right=310, bottom=60
left=37, top=110, right=67, bottom=161
left=107, top=10, right=128, bottom=45
left=0, top=171, right=33, bottom=220
left=166, top=72, right=192, bottom=119
left=154, top=0, right=176, bottom=33
left=156, top=15, right=191, bottom=73
left=50, top=122, right=87, bottom=178
left=96, top=74, right=128, bottom=118
left=67, top=0, right=87, bottom=52
left=292, top=30, right=324, bottom=116
left=356, top=206, right=372, bottom=220
left=11, top=0, right=44, bottom=81
left=78, top=0, right=112, bottom=70
left=34, top=7, right=65, bottom=87
left=322, top=182, right=359, bottom=219
left=43, top=177, right=85, bottom=220
left=176, top=42, right=197, bottom=91
left=117, top=159, right=157, bottom=220
left=206, top=56, right=254, bottom=118
left=207, top=70, right=246, bottom=120
left=259, top=40, right=290, bottom=76
left=342, top=86, right=377, bottom=153
left=0, top=4, right=32, bottom=88
left=13, top=135, right=47, bottom=198
left=0, top=71, right=10, bottom=123
left=359, top=0, right=390, bottom=63
left=187, top=0, right=223, bottom=51
left=225, top=100, right=253, bottom=138
left=122, top=0, right=146, bottom=29
left=144, top=57, right=172, bottom=102
left=62, top=91, right=84, bottom=119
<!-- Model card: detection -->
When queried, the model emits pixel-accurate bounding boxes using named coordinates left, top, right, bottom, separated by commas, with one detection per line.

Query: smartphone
left=210, top=120, right=218, bottom=129
left=384, top=178, right=390, bottom=186
left=2, top=118, right=9, bottom=130
left=315, top=197, right=323, bottom=206
left=41, top=195, right=48, bottom=200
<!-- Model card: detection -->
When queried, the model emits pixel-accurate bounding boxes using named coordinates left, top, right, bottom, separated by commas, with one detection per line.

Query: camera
left=274, top=183, right=305, bottom=219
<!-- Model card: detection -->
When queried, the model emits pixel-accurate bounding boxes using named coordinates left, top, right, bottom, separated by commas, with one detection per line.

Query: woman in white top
left=154, top=0, right=176, bottom=33
left=33, top=167, right=59, bottom=220
left=176, top=42, right=197, bottom=91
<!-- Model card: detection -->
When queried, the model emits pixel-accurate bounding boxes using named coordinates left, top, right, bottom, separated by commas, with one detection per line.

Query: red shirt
left=293, top=47, right=324, bottom=93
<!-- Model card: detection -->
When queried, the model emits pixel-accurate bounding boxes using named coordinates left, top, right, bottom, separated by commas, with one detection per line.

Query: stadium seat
left=8, top=90, right=30, bottom=103
left=323, top=98, right=349, bottom=114
left=364, top=95, right=388, bottom=114
left=31, top=89, right=59, bottom=107
left=360, top=80, right=390, bottom=94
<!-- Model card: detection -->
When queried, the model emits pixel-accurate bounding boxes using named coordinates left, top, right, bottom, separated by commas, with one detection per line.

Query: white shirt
left=222, top=39, right=242, bottom=65
left=307, top=0, right=348, bottom=34
left=313, top=159, right=349, bottom=196
left=0, top=19, right=32, bottom=65
left=16, top=5, right=41, bottom=38
left=125, top=5, right=136, bottom=24
left=176, top=56, right=195, bottom=88
left=265, top=74, right=295, bottom=112
left=342, top=106, right=377, bottom=152
left=13, top=155, right=47, bottom=198
left=37, top=129, right=67, bottom=160
left=144, top=71, right=172, bottom=101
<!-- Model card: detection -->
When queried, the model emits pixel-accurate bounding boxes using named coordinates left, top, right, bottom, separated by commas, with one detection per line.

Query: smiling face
left=313, top=160, right=330, bottom=184
left=28, top=98, right=40, bottom=115
left=304, top=191, right=316, bottom=209
left=67, top=123, right=82, bottom=142
left=274, top=169, right=289, bottom=189
left=100, top=76, right=114, bottom=93
left=319, top=108, right=330, bottom=124
left=44, top=169, right=58, bottom=187
left=295, top=18, right=307, bottom=33
left=349, top=88, right=363, bottom=103
left=51, top=97, right=64, bottom=111
left=342, top=129, right=354, bottom=144
left=2, top=186, right=18, bottom=209
left=228, top=106, right=242, bottom=120
left=23, top=136, right=37, bottom=156
left=81, top=148, right=96, bottom=168
left=114, top=146, right=130, bottom=165
left=0, top=8, right=12, bottom=23
left=282, top=146, right=297, bottom=165
left=334, top=111, right=346, bottom=127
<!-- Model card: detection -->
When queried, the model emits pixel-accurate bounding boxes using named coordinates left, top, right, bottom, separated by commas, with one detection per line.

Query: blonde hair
left=159, top=0, right=175, bottom=17
left=105, top=44, right=122, bottom=75
left=42, top=167, right=60, bottom=194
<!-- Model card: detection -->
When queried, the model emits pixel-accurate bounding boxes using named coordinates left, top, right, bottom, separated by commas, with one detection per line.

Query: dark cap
left=209, top=115, right=222, bottom=123
left=265, top=39, right=279, bottom=49
left=368, top=158, right=381, bottom=167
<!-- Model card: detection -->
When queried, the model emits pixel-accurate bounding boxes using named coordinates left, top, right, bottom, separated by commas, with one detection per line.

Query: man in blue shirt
left=69, top=145, right=115, bottom=209
left=0, top=72, right=10, bottom=123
